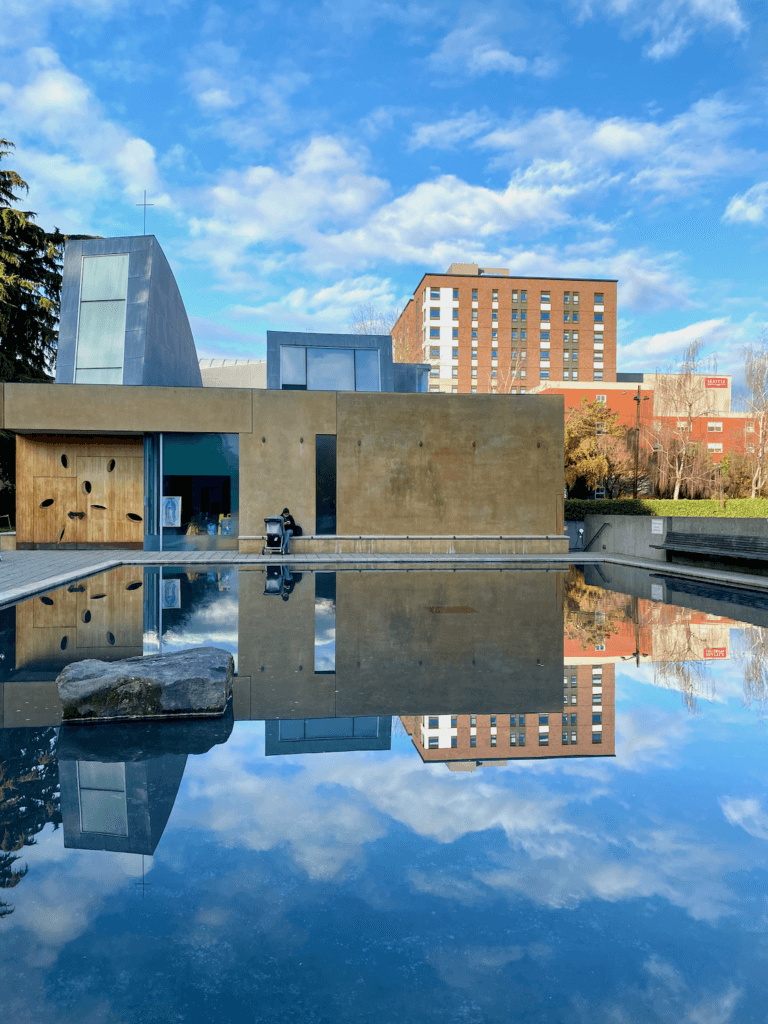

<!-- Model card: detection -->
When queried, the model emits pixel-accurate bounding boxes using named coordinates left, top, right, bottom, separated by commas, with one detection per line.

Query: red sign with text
left=705, top=377, right=728, bottom=388
left=704, top=647, right=727, bottom=659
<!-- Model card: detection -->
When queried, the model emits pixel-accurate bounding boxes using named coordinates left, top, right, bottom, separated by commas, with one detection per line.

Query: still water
left=1, top=564, right=767, bottom=1023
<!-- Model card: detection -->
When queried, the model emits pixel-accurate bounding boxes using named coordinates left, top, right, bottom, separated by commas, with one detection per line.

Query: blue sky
left=1, top=0, right=766, bottom=376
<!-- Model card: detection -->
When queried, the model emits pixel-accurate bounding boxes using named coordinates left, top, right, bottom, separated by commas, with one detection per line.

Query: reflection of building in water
left=59, top=754, right=187, bottom=855
left=402, top=661, right=615, bottom=768
left=265, top=716, right=391, bottom=756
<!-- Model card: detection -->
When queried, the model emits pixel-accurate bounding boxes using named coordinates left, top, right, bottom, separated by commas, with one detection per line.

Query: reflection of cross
left=136, top=190, right=155, bottom=235
left=134, top=854, right=153, bottom=898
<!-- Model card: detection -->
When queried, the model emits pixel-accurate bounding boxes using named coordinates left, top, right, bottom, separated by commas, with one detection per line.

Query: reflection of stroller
left=262, top=516, right=287, bottom=555
left=264, top=565, right=301, bottom=598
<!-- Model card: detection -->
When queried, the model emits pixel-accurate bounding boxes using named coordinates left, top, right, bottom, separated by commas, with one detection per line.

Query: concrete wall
left=336, top=392, right=565, bottom=537
left=583, top=514, right=768, bottom=561
left=5, top=384, right=566, bottom=551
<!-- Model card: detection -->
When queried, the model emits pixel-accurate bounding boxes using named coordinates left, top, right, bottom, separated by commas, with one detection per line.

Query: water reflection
left=2, top=564, right=768, bottom=1022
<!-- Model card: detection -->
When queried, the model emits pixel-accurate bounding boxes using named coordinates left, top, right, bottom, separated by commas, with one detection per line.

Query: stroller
left=262, top=516, right=287, bottom=555
left=264, top=564, right=298, bottom=597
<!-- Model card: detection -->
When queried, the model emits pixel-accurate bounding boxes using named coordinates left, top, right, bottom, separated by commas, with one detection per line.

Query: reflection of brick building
left=402, top=663, right=615, bottom=770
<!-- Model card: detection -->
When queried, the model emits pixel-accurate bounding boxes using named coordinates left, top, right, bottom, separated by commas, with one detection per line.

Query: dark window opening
left=316, top=434, right=337, bottom=535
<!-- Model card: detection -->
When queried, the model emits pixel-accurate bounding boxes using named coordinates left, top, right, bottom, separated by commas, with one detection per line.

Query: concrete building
left=9, top=236, right=567, bottom=554
left=391, top=263, right=617, bottom=394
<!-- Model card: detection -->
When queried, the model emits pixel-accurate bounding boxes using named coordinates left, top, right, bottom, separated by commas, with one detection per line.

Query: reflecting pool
left=1, top=564, right=767, bottom=1023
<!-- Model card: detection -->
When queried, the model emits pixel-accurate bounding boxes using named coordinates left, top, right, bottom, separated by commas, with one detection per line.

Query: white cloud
left=0, top=47, right=170, bottom=232
left=575, top=0, right=747, bottom=59
left=429, top=15, right=553, bottom=78
left=720, top=796, right=768, bottom=841
left=618, top=316, right=756, bottom=372
left=408, top=111, right=493, bottom=151
left=723, top=181, right=768, bottom=225
left=476, top=97, right=756, bottom=199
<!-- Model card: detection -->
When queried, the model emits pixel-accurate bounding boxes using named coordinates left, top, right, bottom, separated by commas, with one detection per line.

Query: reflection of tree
left=564, top=568, right=630, bottom=650
left=733, top=625, right=768, bottom=718
left=651, top=620, right=715, bottom=715
left=0, top=727, right=61, bottom=917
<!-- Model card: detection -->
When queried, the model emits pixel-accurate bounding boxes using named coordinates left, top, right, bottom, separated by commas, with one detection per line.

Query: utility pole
left=632, top=386, right=649, bottom=499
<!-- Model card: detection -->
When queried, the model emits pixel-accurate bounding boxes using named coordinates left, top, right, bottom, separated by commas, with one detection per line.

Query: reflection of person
left=163, top=497, right=179, bottom=528
left=281, top=569, right=295, bottom=602
left=281, top=507, right=296, bottom=554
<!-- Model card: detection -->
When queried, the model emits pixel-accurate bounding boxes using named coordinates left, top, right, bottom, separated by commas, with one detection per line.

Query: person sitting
left=282, top=507, right=296, bottom=553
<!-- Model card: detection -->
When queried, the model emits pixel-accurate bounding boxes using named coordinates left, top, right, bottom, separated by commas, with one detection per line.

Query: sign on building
left=705, top=377, right=728, bottom=388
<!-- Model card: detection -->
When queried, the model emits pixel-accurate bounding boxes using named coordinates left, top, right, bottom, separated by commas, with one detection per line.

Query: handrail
left=239, top=533, right=566, bottom=541
left=583, top=522, right=612, bottom=552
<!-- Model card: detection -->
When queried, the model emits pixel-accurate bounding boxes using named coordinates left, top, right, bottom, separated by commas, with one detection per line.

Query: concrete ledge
left=0, top=532, right=15, bottom=551
left=584, top=514, right=768, bottom=562
left=239, top=535, right=569, bottom=556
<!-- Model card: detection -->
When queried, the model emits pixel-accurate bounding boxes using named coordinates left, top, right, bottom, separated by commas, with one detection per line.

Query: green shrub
left=564, top=498, right=768, bottom=520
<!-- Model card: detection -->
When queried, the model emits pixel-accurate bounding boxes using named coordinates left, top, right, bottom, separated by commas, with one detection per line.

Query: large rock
left=56, top=647, right=234, bottom=723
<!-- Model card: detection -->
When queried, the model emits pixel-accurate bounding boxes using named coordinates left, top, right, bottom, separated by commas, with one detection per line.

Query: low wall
left=239, top=534, right=568, bottom=556
left=583, top=515, right=768, bottom=561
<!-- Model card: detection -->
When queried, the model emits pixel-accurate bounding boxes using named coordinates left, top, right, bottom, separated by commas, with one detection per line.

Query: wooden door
left=32, top=478, right=81, bottom=546
left=76, top=456, right=144, bottom=546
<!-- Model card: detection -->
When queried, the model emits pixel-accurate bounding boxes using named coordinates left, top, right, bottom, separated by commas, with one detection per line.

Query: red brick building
left=392, top=263, right=617, bottom=394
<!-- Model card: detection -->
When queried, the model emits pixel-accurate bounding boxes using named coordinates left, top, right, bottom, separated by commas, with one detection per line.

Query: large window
left=280, top=346, right=381, bottom=391
left=75, top=254, right=129, bottom=384
left=161, top=433, right=239, bottom=550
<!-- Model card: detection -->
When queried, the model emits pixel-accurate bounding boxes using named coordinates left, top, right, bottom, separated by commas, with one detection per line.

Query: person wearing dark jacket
left=282, top=508, right=296, bottom=553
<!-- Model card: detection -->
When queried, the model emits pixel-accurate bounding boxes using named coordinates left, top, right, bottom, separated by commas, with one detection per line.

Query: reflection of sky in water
left=3, top=571, right=768, bottom=1021
left=156, top=569, right=239, bottom=672
left=314, top=595, right=335, bottom=672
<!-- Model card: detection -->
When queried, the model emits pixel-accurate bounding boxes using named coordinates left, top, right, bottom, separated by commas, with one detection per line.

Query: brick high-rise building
left=391, top=263, right=617, bottom=394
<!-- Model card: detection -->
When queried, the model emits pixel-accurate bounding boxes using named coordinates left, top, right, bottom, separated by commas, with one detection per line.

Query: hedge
left=564, top=498, right=768, bottom=520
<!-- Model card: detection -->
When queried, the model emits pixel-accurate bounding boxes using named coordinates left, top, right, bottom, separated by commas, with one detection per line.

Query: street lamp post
left=632, top=386, right=649, bottom=499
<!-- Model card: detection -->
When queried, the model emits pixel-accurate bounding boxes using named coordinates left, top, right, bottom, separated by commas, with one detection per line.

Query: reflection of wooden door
left=33, top=478, right=81, bottom=546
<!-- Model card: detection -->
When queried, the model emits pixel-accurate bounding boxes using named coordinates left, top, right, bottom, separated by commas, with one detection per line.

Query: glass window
left=518, top=733, right=526, bottom=745
left=429, top=736, right=439, bottom=748
left=452, top=288, right=459, bottom=300
left=491, top=349, right=498, bottom=358
left=471, top=349, right=478, bottom=359
left=490, top=715, right=496, bottom=726
left=430, top=289, right=440, bottom=299
left=314, top=573, right=336, bottom=673
left=539, top=714, right=548, bottom=724
left=280, top=346, right=307, bottom=387
left=572, top=312, right=579, bottom=322
left=472, top=289, right=478, bottom=300
left=492, top=311, right=498, bottom=321
left=564, top=313, right=570, bottom=322
left=428, top=716, right=439, bottom=728
left=592, top=733, right=602, bottom=744
left=451, top=737, right=458, bottom=748
left=162, top=433, right=239, bottom=551
left=471, top=310, right=478, bottom=320
left=593, top=713, right=602, bottom=724
left=470, top=736, right=477, bottom=748
left=307, top=348, right=355, bottom=391
left=75, top=301, right=126, bottom=372
left=521, top=311, right=527, bottom=321
left=430, top=327, right=440, bottom=339
left=452, top=368, right=458, bottom=378
left=74, top=368, right=123, bottom=385
left=452, top=328, right=458, bottom=339
left=452, top=348, right=459, bottom=358
left=429, top=347, right=440, bottom=359
left=540, top=332, right=550, bottom=341
left=509, top=715, right=516, bottom=726
left=471, top=368, right=477, bottom=378
left=78, top=761, right=128, bottom=836
left=518, top=715, right=525, bottom=726
left=354, top=349, right=380, bottom=391
left=520, top=291, right=527, bottom=301
left=471, top=330, right=477, bottom=339
left=490, top=736, right=497, bottom=747
left=452, top=309, right=459, bottom=320
left=430, top=308, right=440, bottom=319
left=594, top=313, right=604, bottom=322
left=80, top=254, right=129, bottom=302
left=451, top=715, right=457, bottom=727
left=470, top=715, right=476, bottom=726
left=540, top=312, right=550, bottom=322
left=511, top=311, right=518, bottom=321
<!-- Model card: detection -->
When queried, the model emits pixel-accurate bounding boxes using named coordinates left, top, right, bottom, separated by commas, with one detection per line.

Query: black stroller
left=262, top=516, right=287, bottom=555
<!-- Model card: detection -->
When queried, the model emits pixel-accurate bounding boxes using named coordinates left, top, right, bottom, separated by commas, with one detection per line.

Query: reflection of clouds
left=616, top=703, right=691, bottom=770
left=720, top=796, right=768, bottom=841
left=178, top=727, right=744, bottom=924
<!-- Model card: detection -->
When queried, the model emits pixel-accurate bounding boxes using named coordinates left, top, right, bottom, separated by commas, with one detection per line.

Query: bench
left=651, top=531, right=768, bottom=562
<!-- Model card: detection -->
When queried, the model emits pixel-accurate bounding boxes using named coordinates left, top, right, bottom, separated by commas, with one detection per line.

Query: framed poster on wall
left=162, top=496, right=182, bottom=528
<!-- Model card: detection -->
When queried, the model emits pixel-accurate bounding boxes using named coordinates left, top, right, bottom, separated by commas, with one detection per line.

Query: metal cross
left=136, top=190, right=155, bottom=235
left=134, top=854, right=153, bottom=898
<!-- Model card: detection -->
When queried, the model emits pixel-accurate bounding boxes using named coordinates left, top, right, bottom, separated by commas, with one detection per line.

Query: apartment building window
left=572, top=332, right=579, bottom=343
left=540, top=292, right=550, bottom=303
left=511, top=291, right=518, bottom=302
left=452, top=347, right=459, bottom=358
left=430, top=288, right=440, bottom=300
left=471, top=329, right=477, bottom=340
left=491, top=369, right=497, bottom=378
left=594, top=372, right=603, bottom=380
left=472, top=289, right=478, bottom=300
left=594, top=332, right=604, bottom=343
left=748, top=442, right=755, bottom=452
left=429, top=346, right=440, bottom=358
left=708, top=443, right=723, bottom=453
left=520, top=291, right=527, bottom=302
left=747, top=422, right=755, bottom=432
left=540, top=371, right=550, bottom=379
left=492, top=311, right=498, bottom=321
left=428, top=716, right=439, bottom=728
left=539, top=736, right=549, bottom=746
left=593, top=713, right=602, bottom=725
left=594, top=313, right=604, bottom=323
left=563, top=351, right=569, bottom=361
left=564, top=292, right=570, bottom=303
left=471, top=368, right=477, bottom=378
left=572, top=293, right=579, bottom=304
left=564, top=312, right=570, bottom=322
left=511, top=311, right=518, bottom=321
left=429, top=328, right=440, bottom=339
left=492, top=330, right=498, bottom=340
left=594, top=293, right=604, bottom=304
left=511, top=349, right=517, bottom=359
left=452, top=309, right=459, bottom=320
left=541, top=312, right=550, bottom=322
left=592, top=733, right=602, bottom=744
left=520, top=387, right=526, bottom=392
left=520, top=370, right=526, bottom=379
left=571, top=312, right=579, bottom=322
left=596, top=394, right=607, bottom=402
left=571, top=371, right=578, bottom=380
left=430, top=308, right=439, bottom=319
left=490, top=736, right=497, bottom=747
left=428, top=736, right=439, bottom=748
left=491, top=349, right=498, bottom=359
left=471, top=349, right=478, bottom=359
left=452, top=368, right=458, bottom=378
left=471, top=387, right=476, bottom=393
left=541, top=332, right=550, bottom=341
left=707, top=422, right=723, bottom=432
left=511, top=331, right=518, bottom=341
left=521, top=330, right=527, bottom=340
left=563, top=371, right=570, bottom=380
left=470, top=736, right=477, bottom=747
left=539, top=714, right=549, bottom=725
left=520, top=349, right=526, bottom=359
left=429, top=368, right=439, bottom=377
left=452, top=387, right=458, bottom=393
left=451, top=737, right=458, bottom=748
left=452, top=288, right=459, bottom=300
left=452, top=328, right=458, bottom=340
left=521, top=311, right=527, bottom=321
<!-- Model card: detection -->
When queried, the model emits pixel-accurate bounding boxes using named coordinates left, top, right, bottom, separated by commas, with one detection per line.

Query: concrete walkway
left=2, top=547, right=768, bottom=608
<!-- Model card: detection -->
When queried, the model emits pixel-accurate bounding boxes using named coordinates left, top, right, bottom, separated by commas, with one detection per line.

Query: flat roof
left=412, top=272, right=618, bottom=295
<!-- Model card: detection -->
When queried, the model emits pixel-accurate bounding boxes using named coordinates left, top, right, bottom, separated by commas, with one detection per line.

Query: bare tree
left=741, top=330, right=768, bottom=498
left=733, top=624, right=768, bottom=719
left=350, top=304, right=417, bottom=364
left=646, top=339, right=718, bottom=499
left=488, top=346, right=525, bottom=393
